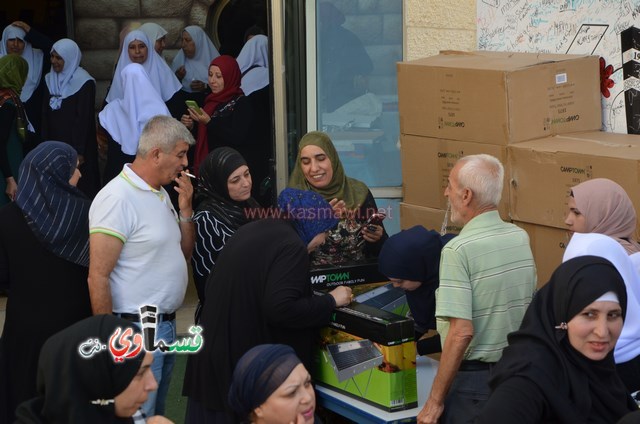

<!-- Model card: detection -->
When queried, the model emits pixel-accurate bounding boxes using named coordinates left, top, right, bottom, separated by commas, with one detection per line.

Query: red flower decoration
left=600, top=57, right=614, bottom=98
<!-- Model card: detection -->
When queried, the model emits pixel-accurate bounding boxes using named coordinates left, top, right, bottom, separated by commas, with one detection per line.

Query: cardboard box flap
left=400, top=50, right=593, bottom=71
left=510, top=132, right=640, bottom=158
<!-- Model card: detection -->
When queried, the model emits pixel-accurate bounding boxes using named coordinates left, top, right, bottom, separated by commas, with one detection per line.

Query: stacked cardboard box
left=397, top=50, right=602, bottom=284
left=509, top=131, right=640, bottom=284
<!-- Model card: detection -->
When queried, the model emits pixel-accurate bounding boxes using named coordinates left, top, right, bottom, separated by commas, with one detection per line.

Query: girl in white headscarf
left=139, top=22, right=168, bottom=55
left=236, top=34, right=269, bottom=96
left=0, top=24, right=43, bottom=105
left=42, top=38, right=100, bottom=198
left=235, top=35, right=273, bottom=204
left=1, top=21, right=51, bottom=138
left=563, top=232, right=640, bottom=395
left=99, top=63, right=170, bottom=183
left=171, top=26, right=219, bottom=93
left=105, top=30, right=181, bottom=105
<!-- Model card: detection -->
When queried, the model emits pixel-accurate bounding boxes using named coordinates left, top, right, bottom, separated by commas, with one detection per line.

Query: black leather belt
left=459, top=360, right=495, bottom=371
left=114, top=312, right=176, bottom=322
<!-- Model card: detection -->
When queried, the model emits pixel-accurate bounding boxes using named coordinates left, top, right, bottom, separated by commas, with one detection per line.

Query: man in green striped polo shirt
left=417, top=154, right=536, bottom=424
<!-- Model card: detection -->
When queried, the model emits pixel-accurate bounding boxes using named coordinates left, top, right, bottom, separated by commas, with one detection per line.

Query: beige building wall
left=404, top=0, right=476, bottom=61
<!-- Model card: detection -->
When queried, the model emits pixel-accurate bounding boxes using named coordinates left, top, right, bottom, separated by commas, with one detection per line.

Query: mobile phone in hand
left=364, top=212, right=386, bottom=231
left=185, top=100, right=202, bottom=114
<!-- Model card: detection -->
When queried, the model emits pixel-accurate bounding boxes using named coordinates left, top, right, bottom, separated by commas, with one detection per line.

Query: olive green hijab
left=0, top=54, right=28, bottom=94
left=288, top=131, right=369, bottom=209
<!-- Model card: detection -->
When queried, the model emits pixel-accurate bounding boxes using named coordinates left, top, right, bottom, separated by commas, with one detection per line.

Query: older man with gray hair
left=88, top=115, right=196, bottom=417
left=417, top=154, right=536, bottom=424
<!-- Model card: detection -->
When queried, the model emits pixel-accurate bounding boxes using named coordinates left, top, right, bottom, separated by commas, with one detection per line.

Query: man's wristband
left=179, top=211, right=194, bottom=223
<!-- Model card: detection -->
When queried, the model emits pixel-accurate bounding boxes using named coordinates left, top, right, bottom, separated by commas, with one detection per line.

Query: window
left=313, top=0, right=403, bottom=233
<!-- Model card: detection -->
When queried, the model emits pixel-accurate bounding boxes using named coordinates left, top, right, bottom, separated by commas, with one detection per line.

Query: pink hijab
left=571, top=178, right=640, bottom=254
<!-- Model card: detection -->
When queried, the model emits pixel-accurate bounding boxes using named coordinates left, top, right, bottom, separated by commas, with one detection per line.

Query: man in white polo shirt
left=88, top=115, right=196, bottom=416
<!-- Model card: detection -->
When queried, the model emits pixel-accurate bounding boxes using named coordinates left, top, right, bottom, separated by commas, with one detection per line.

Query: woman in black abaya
left=0, top=141, right=92, bottom=422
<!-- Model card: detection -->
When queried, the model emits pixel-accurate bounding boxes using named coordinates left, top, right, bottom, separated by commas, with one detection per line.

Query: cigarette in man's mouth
left=183, top=171, right=196, bottom=179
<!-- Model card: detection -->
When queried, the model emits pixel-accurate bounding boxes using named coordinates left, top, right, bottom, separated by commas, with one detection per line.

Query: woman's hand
left=329, top=285, right=353, bottom=307
left=180, top=114, right=194, bottom=130
left=329, top=198, right=346, bottom=218
left=5, top=177, right=17, bottom=201
left=190, top=79, right=206, bottom=92
left=361, top=224, right=383, bottom=243
left=11, top=21, right=31, bottom=33
left=187, top=107, right=211, bottom=125
left=175, top=65, right=186, bottom=81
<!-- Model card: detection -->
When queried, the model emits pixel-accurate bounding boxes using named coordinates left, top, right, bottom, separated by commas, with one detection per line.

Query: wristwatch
left=179, top=211, right=194, bottom=223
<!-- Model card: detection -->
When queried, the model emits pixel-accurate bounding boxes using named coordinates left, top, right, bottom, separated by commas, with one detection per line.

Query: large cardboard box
left=397, top=51, right=601, bottom=145
left=313, top=301, right=417, bottom=412
left=401, top=135, right=510, bottom=220
left=399, top=203, right=462, bottom=234
left=514, top=221, right=569, bottom=288
left=509, top=131, right=640, bottom=232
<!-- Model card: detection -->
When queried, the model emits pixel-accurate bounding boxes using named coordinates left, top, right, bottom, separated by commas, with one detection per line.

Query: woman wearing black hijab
left=191, top=147, right=260, bottom=307
left=14, top=314, right=158, bottom=423
left=0, top=141, right=92, bottom=422
left=478, top=256, right=638, bottom=423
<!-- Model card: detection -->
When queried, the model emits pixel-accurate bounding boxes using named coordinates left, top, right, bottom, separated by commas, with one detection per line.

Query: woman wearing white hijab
left=563, top=232, right=640, bottom=395
left=236, top=34, right=269, bottom=96
left=99, top=63, right=170, bottom=183
left=235, top=34, right=272, bottom=204
left=139, top=22, right=169, bottom=55
left=42, top=38, right=100, bottom=198
left=171, top=26, right=219, bottom=94
left=0, top=21, right=51, bottom=140
left=104, top=30, right=181, bottom=107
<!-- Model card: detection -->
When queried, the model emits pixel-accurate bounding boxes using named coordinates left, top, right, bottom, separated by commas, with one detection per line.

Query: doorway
left=1, top=0, right=69, bottom=40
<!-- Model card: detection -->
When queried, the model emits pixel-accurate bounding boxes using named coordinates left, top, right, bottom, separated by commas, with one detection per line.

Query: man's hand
left=175, top=170, right=195, bottom=260
left=417, top=397, right=445, bottom=424
left=88, top=233, right=124, bottom=314
left=175, top=170, right=194, bottom=213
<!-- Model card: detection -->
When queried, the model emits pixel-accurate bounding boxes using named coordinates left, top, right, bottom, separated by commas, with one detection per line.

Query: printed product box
left=508, top=131, right=640, bottom=232
left=399, top=202, right=462, bottom=234
left=349, top=282, right=410, bottom=319
left=400, top=134, right=510, bottom=219
left=397, top=50, right=601, bottom=145
left=514, top=221, right=569, bottom=288
left=309, top=259, right=388, bottom=289
left=313, top=300, right=417, bottom=412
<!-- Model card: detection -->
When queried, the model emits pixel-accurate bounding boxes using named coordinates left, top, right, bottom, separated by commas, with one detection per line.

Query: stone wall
left=72, top=0, right=213, bottom=106
left=404, top=0, right=476, bottom=61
